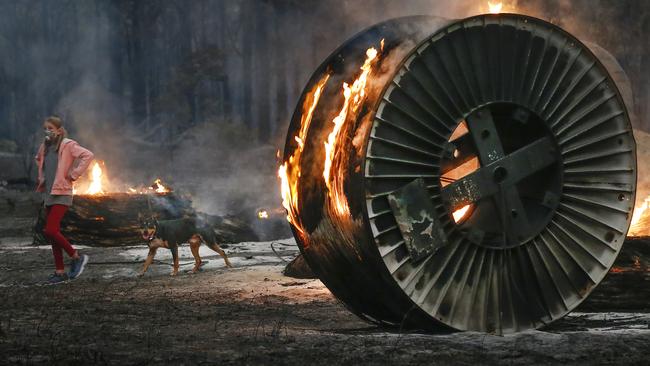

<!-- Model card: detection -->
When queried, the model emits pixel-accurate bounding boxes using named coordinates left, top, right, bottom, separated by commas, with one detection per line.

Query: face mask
left=44, top=129, right=57, bottom=141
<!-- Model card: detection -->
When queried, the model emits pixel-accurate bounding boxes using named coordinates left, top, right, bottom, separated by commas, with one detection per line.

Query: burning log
left=32, top=193, right=260, bottom=246
left=33, top=193, right=194, bottom=247
left=32, top=158, right=260, bottom=245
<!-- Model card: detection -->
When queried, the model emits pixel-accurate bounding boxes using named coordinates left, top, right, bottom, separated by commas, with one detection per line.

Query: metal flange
left=365, top=14, right=636, bottom=333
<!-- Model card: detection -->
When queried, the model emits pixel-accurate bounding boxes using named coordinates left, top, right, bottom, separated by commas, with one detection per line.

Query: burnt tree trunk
left=33, top=193, right=194, bottom=247
left=32, top=193, right=260, bottom=247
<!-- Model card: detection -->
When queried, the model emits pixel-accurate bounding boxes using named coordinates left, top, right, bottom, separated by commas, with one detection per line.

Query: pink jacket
left=35, top=138, right=94, bottom=195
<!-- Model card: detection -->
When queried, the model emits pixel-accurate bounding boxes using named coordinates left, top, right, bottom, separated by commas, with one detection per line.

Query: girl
left=35, top=116, right=94, bottom=284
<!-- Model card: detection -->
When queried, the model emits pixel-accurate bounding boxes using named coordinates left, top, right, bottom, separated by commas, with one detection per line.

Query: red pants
left=44, top=205, right=76, bottom=271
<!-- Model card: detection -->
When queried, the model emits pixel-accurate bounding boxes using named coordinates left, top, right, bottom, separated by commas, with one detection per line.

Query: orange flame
left=151, top=178, right=171, bottom=194
left=453, top=205, right=471, bottom=222
left=85, top=162, right=105, bottom=195
left=278, top=74, right=330, bottom=240
left=488, top=1, right=503, bottom=13
left=323, top=45, right=381, bottom=217
left=628, top=195, right=650, bottom=236
left=74, top=160, right=172, bottom=195
left=441, top=121, right=479, bottom=224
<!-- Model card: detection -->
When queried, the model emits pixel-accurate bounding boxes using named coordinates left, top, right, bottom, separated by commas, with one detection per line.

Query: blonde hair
left=44, top=116, right=68, bottom=151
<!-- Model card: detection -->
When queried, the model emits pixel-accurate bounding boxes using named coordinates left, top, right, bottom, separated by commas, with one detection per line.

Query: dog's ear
left=137, top=212, right=143, bottom=221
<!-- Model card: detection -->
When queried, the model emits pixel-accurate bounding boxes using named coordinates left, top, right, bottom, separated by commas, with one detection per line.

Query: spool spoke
left=440, top=136, right=557, bottom=209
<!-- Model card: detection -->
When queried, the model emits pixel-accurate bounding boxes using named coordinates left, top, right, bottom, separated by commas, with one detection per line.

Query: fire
left=257, top=210, right=269, bottom=219
left=628, top=195, right=650, bottom=236
left=441, top=121, right=479, bottom=223
left=278, top=74, right=330, bottom=239
left=488, top=1, right=503, bottom=13
left=151, top=178, right=171, bottom=193
left=453, top=205, right=471, bottom=222
left=323, top=44, right=382, bottom=217
left=86, top=162, right=105, bottom=195
left=73, top=160, right=172, bottom=196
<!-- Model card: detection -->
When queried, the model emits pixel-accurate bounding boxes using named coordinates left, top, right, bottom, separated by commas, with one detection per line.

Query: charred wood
left=31, top=193, right=258, bottom=246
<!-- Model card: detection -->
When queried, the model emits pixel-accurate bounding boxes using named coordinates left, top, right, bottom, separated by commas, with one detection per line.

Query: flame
left=441, top=121, right=479, bottom=223
left=278, top=74, right=330, bottom=240
left=85, top=162, right=105, bottom=195
left=488, top=1, right=503, bottom=13
left=258, top=210, right=269, bottom=219
left=151, top=178, right=171, bottom=193
left=323, top=44, right=381, bottom=217
left=628, top=195, right=650, bottom=236
left=453, top=205, right=471, bottom=222
left=73, top=160, right=173, bottom=195
left=279, top=42, right=382, bottom=238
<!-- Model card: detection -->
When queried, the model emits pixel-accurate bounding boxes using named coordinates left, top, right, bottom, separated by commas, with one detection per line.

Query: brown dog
left=139, top=215, right=232, bottom=276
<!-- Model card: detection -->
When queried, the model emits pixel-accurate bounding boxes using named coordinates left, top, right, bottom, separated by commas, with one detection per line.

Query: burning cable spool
left=281, top=13, right=636, bottom=334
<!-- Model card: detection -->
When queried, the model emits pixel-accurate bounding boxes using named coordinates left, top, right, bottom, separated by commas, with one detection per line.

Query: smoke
left=51, top=9, right=147, bottom=190
left=2, top=0, right=648, bottom=237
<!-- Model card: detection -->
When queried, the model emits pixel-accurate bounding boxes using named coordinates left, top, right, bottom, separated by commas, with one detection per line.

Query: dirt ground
left=0, top=236, right=649, bottom=366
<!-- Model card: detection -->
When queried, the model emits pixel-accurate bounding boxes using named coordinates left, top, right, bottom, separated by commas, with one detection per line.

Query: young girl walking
left=35, top=116, right=94, bottom=284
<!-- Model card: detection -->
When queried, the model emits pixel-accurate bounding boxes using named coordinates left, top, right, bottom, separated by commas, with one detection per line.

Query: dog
left=138, top=214, right=233, bottom=276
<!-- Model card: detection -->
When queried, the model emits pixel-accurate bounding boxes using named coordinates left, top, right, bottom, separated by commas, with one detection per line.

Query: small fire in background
left=628, top=195, right=650, bottom=236
left=74, top=160, right=172, bottom=196
left=150, top=178, right=171, bottom=194
left=488, top=1, right=503, bottom=14
left=86, top=161, right=106, bottom=195
left=257, top=210, right=269, bottom=219
left=127, top=178, right=171, bottom=195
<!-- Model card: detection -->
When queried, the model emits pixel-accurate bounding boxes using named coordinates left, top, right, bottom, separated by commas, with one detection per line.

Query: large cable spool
left=282, top=13, right=636, bottom=334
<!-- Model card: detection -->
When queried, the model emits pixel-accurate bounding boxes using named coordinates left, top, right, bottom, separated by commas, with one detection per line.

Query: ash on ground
left=1, top=234, right=649, bottom=365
